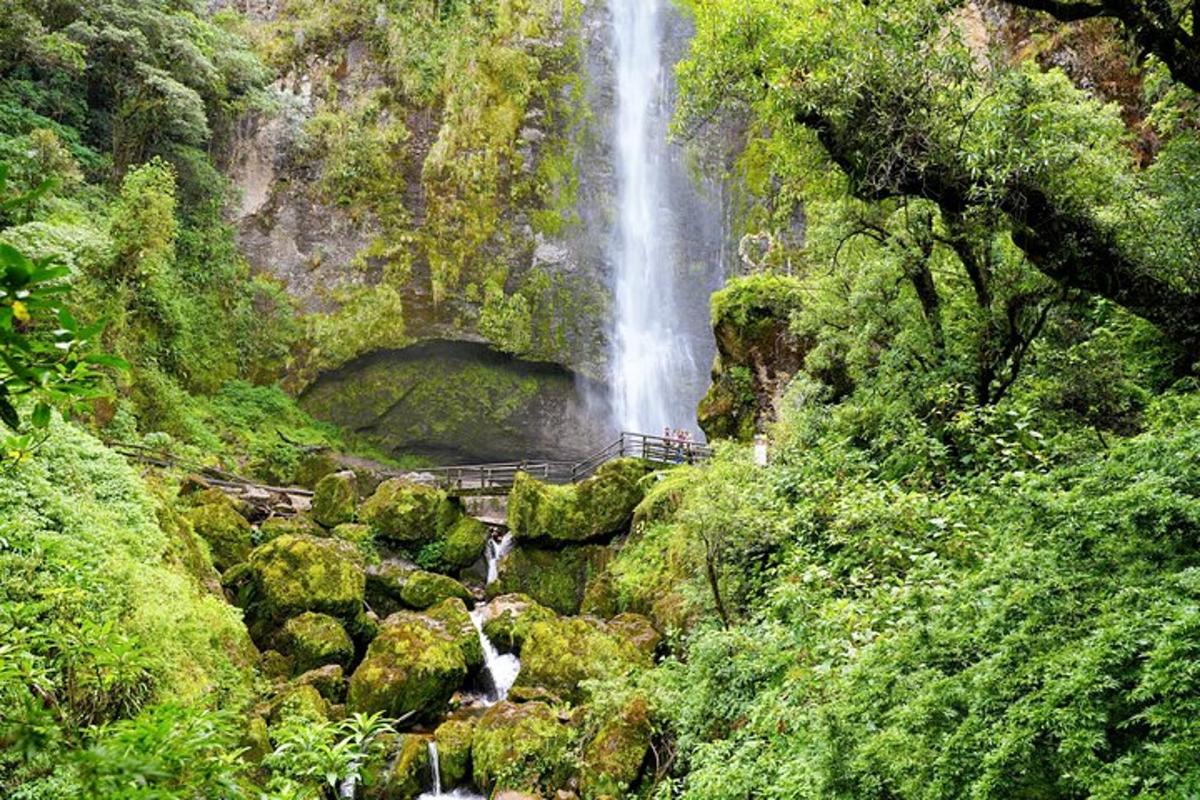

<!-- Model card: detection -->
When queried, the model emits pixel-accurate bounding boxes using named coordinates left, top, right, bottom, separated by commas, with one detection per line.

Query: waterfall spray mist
left=609, top=0, right=702, bottom=434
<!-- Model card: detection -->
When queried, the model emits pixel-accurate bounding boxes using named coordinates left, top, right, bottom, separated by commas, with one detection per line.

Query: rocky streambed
left=182, top=456, right=662, bottom=798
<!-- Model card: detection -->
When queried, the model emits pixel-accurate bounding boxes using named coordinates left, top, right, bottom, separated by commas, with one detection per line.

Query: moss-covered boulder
left=260, top=514, right=326, bottom=541
left=508, top=459, right=651, bottom=544
left=605, top=613, right=662, bottom=657
left=332, top=522, right=374, bottom=549
left=295, top=663, right=347, bottom=703
left=245, top=534, right=365, bottom=626
left=347, top=599, right=480, bottom=719
left=185, top=501, right=253, bottom=572
left=295, top=452, right=341, bottom=489
left=270, top=683, right=330, bottom=724
left=381, top=733, right=431, bottom=800
left=360, top=479, right=460, bottom=544
left=479, top=594, right=557, bottom=652
left=434, top=717, right=476, bottom=790
left=580, top=696, right=652, bottom=800
left=489, top=544, right=612, bottom=615
left=313, top=471, right=358, bottom=528
left=442, top=516, right=490, bottom=568
left=366, top=561, right=473, bottom=616
left=280, top=612, right=355, bottom=673
left=514, top=617, right=649, bottom=704
left=472, top=701, right=576, bottom=795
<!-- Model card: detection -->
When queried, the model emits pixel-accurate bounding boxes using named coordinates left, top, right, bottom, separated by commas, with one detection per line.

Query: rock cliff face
left=217, top=0, right=731, bottom=462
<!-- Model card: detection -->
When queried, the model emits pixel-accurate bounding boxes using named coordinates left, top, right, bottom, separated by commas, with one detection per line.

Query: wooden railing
left=416, top=432, right=712, bottom=495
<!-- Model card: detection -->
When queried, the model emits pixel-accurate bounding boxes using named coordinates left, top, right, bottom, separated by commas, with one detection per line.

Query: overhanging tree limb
left=798, top=109, right=1200, bottom=358
left=1005, top=0, right=1200, bottom=92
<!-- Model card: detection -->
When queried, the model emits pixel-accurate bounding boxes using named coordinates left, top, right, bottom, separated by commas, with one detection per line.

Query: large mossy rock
left=508, top=459, right=651, bottom=544
left=580, top=696, right=652, bottom=799
left=379, top=734, right=431, bottom=800
left=513, top=617, right=650, bottom=704
left=442, top=516, right=490, bottom=569
left=280, top=612, right=355, bottom=673
left=360, top=479, right=460, bottom=544
left=489, top=544, right=612, bottom=615
left=366, top=560, right=473, bottom=616
left=472, top=701, right=576, bottom=795
left=347, top=598, right=481, bottom=719
left=434, top=717, right=476, bottom=790
left=245, top=534, right=365, bottom=626
left=185, top=501, right=253, bottom=572
left=312, top=471, right=358, bottom=527
left=479, top=594, right=558, bottom=652
left=259, top=514, right=326, bottom=541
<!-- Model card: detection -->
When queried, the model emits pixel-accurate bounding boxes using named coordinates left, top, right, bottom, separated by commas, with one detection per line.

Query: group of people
left=662, top=427, right=696, bottom=463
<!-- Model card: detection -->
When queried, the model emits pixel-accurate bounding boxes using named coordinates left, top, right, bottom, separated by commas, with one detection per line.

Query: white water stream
left=473, top=532, right=519, bottom=705
left=609, top=0, right=702, bottom=433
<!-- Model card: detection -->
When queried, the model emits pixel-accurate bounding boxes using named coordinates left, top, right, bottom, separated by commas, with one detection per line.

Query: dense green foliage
left=3, top=0, right=1200, bottom=798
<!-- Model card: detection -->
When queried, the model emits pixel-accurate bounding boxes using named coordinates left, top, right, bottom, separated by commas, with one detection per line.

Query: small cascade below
left=485, top=532, right=514, bottom=584
left=415, top=740, right=485, bottom=800
left=468, top=531, right=520, bottom=706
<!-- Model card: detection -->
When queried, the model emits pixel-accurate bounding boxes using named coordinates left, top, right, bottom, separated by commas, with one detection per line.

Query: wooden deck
left=408, top=432, right=712, bottom=495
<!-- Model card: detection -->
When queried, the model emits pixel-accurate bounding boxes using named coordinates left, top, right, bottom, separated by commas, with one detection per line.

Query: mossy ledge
left=300, top=339, right=614, bottom=464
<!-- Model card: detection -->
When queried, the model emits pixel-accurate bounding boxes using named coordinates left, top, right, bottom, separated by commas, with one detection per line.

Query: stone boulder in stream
left=580, top=695, right=653, bottom=800
left=507, top=458, right=652, bottom=543
left=347, top=598, right=482, bottom=719
left=478, top=593, right=558, bottom=652
left=279, top=611, right=355, bottom=673
left=513, top=616, right=654, bottom=704
left=185, top=501, right=253, bottom=572
left=241, top=534, right=365, bottom=632
left=312, top=470, right=358, bottom=527
left=488, top=544, right=612, bottom=615
left=366, top=560, right=473, bottom=615
left=472, top=701, right=576, bottom=796
left=360, top=479, right=460, bottom=544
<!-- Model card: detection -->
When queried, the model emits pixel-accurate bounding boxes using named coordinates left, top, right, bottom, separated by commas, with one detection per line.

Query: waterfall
left=416, top=740, right=485, bottom=800
left=465, top=531, right=520, bottom=705
left=485, top=532, right=514, bottom=585
left=609, top=0, right=710, bottom=434
left=428, top=741, right=441, bottom=795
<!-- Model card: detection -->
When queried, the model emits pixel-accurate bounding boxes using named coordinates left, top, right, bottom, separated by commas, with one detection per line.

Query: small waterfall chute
left=415, top=739, right=486, bottom=800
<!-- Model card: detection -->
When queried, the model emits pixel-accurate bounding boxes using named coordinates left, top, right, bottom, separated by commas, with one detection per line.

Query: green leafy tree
left=0, top=164, right=124, bottom=461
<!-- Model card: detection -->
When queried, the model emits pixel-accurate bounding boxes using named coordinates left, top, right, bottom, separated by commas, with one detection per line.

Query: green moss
left=271, top=683, right=331, bottom=725
left=294, top=663, right=346, bottom=703
left=579, top=696, right=652, bottom=800
left=312, top=470, right=358, bottom=527
left=367, top=561, right=472, bottom=615
left=0, top=419, right=256, bottom=741
left=471, top=701, right=577, bottom=795
left=507, top=459, right=652, bottom=544
left=384, top=734, right=431, bottom=800
left=360, top=479, right=461, bottom=545
left=246, top=534, right=365, bottom=625
left=488, top=544, right=612, bottom=615
left=332, top=522, right=375, bottom=550
left=346, top=599, right=477, bottom=719
left=184, top=501, right=253, bottom=572
left=479, top=594, right=558, bottom=652
left=280, top=612, right=355, bottom=673
left=434, top=717, right=476, bottom=789
left=442, top=517, right=489, bottom=568
left=259, top=514, right=326, bottom=542
left=513, top=617, right=649, bottom=704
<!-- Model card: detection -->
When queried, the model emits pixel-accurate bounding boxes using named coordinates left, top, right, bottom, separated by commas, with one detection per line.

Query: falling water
left=466, top=532, right=520, bottom=705
left=415, top=739, right=483, bottom=800
left=609, top=0, right=704, bottom=433
left=484, top=532, right=514, bottom=585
